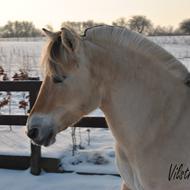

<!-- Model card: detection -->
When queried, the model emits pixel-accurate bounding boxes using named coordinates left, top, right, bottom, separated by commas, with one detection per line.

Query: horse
left=27, top=25, right=190, bottom=190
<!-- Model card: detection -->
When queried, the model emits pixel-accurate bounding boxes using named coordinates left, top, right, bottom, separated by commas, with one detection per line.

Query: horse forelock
left=41, top=34, right=66, bottom=77
left=83, top=25, right=189, bottom=82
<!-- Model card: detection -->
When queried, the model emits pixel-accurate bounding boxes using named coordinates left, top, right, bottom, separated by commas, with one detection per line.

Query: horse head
left=27, top=28, right=103, bottom=146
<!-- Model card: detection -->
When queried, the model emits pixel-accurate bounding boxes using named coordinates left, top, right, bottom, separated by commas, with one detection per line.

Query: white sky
left=0, top=0, right=190, bottom=30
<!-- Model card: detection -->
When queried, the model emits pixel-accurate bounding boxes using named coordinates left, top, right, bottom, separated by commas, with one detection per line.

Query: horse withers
left=27, top=25, right=190, bottom=190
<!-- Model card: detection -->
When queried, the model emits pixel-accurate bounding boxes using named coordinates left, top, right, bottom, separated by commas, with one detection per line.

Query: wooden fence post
left=30, top=143, right=41, bottom=175
left=29, top=82, right=42, bottom=175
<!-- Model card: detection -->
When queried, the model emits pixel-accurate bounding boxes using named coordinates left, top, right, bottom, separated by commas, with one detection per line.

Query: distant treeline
left=0, top=16, right=190, bottom=37
left=0, top=21, right=42, bottom=38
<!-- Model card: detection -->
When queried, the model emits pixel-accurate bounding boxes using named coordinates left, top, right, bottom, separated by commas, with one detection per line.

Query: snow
left=0, top=126, right=118, bottom=173
left=0, top=40, right=44, bottom=79
left=0, top=169, right=121, bottom=190
left=0, top=125, right=121, bottom=189
left=0, top=35, right=190, bottom=189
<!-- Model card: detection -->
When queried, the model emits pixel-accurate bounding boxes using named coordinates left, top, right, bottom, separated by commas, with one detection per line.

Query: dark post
left=29, top=82, right=42, bottom=175
left=30, top=143, right=41, bottom=175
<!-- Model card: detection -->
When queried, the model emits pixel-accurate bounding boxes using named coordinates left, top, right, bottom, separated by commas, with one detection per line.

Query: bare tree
left=61, top=21, right=82, bottom=34
left=151, top=25, right=175, bottom=36
left=61, top=20, right=104, bottom=34
left=179, top=18, right=190, bottom=34
left=0, top=27, right=3, bottom=37
left=127, top=16, right=153, bottom=34
left=112, top=17, right=128, bottom=27
left=1, top=21, right=42, bottom=37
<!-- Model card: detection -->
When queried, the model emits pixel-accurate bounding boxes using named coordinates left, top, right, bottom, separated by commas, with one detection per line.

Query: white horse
left=27, top=25, right=190, bottom=190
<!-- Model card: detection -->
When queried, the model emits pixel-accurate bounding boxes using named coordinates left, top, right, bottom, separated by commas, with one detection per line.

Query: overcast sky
left=0, top=0, right=190, bottom=29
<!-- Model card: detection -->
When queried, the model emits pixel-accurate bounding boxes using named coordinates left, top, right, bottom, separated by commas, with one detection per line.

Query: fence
left=0, top=81, right=108, bottom=175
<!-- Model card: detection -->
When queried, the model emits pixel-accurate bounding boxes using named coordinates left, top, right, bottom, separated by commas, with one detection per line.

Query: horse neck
left=88, top=42, right=190, bottom=151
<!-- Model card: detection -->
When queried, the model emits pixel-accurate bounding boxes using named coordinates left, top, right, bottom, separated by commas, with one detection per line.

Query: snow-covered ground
left=0, top=35, right=190, bottom=189
left=0, top=40, right=43, bottom=78
left=0, top=169, right=121, bottom=190
left=0, top=124, right=121, bottom=189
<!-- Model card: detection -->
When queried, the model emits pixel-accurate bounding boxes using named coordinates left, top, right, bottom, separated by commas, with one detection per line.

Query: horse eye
left=52, top=75, right=66, bottom=83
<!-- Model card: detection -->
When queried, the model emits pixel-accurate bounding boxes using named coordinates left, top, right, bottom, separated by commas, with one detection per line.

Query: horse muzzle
left=26, top=114, right=57, bottom=147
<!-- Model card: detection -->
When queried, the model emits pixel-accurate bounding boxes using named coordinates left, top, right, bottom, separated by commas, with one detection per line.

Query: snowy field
left=0, top=169, right=120, bottom=190
left=0, top=36, right=190, bottom=79
left=0, top=35, right=190, bottom=189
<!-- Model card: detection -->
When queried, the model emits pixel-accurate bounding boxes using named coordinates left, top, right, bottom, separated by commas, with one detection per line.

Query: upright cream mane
left=42, top=25, right=189, bottom=82
left=83, top=25, right=189, bottom=81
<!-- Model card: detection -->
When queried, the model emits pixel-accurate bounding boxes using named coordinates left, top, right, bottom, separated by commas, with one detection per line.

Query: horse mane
left=83, top=25, right=189, bottom=82
left=42, top=25, right=189, bottom=83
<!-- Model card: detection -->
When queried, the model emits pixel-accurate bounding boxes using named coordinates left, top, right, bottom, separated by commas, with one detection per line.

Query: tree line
left=112, top=16, right=190, bottom=36
left=0, top=16, right=190, bottom=38
left=0, top=21, right=42, bottom=38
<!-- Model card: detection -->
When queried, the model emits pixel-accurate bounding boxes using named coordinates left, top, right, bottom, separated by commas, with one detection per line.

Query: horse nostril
left=27, top=128, right=39, bottom=139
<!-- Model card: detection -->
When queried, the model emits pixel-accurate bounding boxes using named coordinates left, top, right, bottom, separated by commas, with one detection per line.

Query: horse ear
left=42, top=28, right=59, bottom=40
left=61, top=28, right=79, bottom=52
